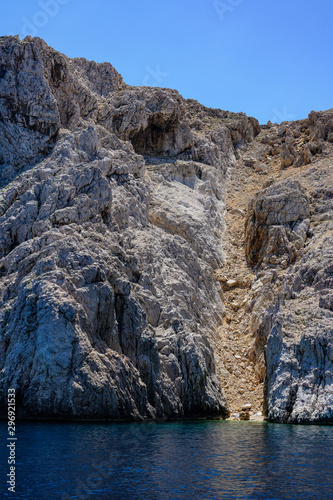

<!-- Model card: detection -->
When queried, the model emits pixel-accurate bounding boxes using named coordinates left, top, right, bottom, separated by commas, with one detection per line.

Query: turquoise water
left=1, top=420, right=333, bottom=499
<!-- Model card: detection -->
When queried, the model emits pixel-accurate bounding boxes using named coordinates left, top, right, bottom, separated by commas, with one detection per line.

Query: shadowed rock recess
left=0, top=36, right=332, bottom=423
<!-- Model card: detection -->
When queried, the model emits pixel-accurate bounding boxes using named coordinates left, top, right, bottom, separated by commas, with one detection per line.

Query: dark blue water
left=1, top=420, right=333, bottom=499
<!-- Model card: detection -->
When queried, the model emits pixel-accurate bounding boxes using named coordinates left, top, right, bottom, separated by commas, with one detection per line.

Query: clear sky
left=1, top=0, right=332, bottom=124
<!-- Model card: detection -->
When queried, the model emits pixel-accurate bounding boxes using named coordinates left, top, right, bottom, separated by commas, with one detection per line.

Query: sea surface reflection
left=1, top=420, right=332, bottom=499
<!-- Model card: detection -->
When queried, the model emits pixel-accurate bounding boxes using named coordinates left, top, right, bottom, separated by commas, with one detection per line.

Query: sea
left=1, top=420, right=333, bottom=499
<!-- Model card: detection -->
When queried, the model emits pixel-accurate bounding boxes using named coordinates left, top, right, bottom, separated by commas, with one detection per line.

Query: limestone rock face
left=0, top=35, right=123, bottom=183
left=210, top=106, right=333, bottom=423
left=264, top=239, right=333, bottom=423
left=0, top=36, right=261, bottom=421
left=263, top=164, right=333, bottom=424
left=242, top=146, right=333, bottom=423
left=245, top=180, right=310, bottom=268
left=0, top=37, right=60, bottom=170
left=102, top=88, right=193, bottom=157
left=2, top=36, right=332, bottom=425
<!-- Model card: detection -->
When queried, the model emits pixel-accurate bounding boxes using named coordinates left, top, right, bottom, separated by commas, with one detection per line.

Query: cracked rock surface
left=0, top=36, right=260, bottom=420
left=263, top=166, right=333, bottom=423
left=217, top=116, right=333, bottom=423
left=1, top=35, right=332, bottom=424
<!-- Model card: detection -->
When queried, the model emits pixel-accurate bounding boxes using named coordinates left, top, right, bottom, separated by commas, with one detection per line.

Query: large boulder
left=245, top=180, right=310, bottom=267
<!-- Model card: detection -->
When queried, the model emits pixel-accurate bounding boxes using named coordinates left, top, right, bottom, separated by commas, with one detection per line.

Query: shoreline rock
left=0, top=36, right=261, bottom=421
left=0, top=35, right=332, bottom=424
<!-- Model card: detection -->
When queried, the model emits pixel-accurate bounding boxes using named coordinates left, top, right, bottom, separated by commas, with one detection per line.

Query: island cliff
left=0, top=36, right=332, bottom=423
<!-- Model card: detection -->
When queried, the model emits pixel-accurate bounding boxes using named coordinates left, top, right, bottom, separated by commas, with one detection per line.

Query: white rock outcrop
left=0, top=36, right=260, bottom=420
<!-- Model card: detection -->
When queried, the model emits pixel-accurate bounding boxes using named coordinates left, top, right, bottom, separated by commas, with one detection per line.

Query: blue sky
left=1, top=0, right=332, bottom=124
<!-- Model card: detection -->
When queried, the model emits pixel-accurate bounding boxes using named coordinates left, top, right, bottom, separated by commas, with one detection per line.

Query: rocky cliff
left=0, top=35, right=259, bottom=420
left=0, top=36, right=332, bottom=423
left=216, top=113, right=333, bottom=424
